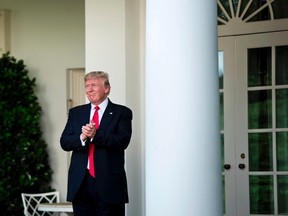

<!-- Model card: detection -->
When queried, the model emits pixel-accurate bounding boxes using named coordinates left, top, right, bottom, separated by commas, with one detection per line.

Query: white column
left=145, top=1, right=222, bottom=216
left=85, top=0, right=126, bottom=103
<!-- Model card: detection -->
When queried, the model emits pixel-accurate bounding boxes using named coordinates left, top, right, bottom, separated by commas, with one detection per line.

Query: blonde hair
left=84, top=71, right=111, bottom=94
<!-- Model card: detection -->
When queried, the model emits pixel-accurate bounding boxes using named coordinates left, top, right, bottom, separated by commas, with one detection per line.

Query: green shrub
left=0, top=52, right=53, bottom=215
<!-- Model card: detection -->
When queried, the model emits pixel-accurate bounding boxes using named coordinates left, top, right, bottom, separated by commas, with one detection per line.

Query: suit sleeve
left=60, top=107, right=88, bottom=152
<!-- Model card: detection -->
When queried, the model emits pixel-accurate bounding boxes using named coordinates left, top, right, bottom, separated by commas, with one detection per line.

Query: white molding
left=0, top=10, right=11, bottom=55
left=218, top=19, right=288, bottom=37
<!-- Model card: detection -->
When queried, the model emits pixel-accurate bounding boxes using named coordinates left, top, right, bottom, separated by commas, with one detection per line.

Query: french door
left=220, top=31, right=288, bottom=215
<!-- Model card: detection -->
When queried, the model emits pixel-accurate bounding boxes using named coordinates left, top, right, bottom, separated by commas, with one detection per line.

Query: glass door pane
left=277, top=175, right=288, bottom=214
left=249, top=175, right=274, bottom=214
left=248, top=90, right=272, bottom=129
left=247, top=47, right=272, bottom=87
left=276, top=46, right=288, bottom=85
left=248, top=132, right=273, bottom=172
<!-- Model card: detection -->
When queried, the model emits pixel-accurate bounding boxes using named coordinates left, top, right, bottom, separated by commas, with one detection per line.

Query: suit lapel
left=81, top=103, right=91, bottom=125
left=99, top=100, right=115, bottom=131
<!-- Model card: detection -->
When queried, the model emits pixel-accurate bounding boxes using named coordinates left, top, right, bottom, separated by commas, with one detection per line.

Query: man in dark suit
left=60, top=71, right=132, bottom=216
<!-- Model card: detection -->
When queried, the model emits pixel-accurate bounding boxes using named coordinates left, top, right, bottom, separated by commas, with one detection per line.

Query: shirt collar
left=91, top=97, right=109, bottom=111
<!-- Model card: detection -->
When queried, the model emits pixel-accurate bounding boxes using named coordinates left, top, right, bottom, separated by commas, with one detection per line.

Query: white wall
left=0, top=0, right=85, bottom=200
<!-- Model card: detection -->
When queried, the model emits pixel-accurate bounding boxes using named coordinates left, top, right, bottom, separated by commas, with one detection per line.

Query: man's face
left=85, top=78, right=109, bottom=105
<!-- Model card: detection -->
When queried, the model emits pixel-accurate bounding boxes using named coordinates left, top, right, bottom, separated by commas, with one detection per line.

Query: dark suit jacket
left=60, top=99, right=132, bottom=204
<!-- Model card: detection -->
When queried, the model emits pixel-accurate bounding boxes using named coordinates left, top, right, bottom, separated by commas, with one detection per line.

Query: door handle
left=238, top=163, right=245, bottom=169
left=224, top=164, right=231, bottom=170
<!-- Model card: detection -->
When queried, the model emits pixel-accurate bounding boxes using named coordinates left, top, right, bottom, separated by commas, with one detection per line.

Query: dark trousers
left=72, top=171, right=125, bottom=216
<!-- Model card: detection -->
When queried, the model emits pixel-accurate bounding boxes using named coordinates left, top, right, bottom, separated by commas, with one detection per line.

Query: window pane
left=218, top=0, right=232, bottom=18
left=245, top=0, right=270, bottom=22
left=276, top=46, right=288, bottom=85
left=276, top=89, right=288, bottom=128
left=248, top=47, right=272, bottom=87
left=250, top=175, right=274, bottom=214
left=220, top=93, right=224, bottom=131
left=218, top=51, right=224, bottom=89
left=272, top=0, right=288, bottom=19
left=222, top=175, right=225, bottom=214
left=249, top=132, right=273, bottom=171
left=278, top=175, right=288, bottom=214
left=221, top=133, right=224, bottom=172
left=239, top=0, right=249, bottom=16
left=248, top=90, right=272, bottom=129
left=277, top=132, right=288, bottom=171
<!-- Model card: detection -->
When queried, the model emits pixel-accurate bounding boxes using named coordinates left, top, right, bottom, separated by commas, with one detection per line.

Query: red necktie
left=88, top=106, right=100, bottom=178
